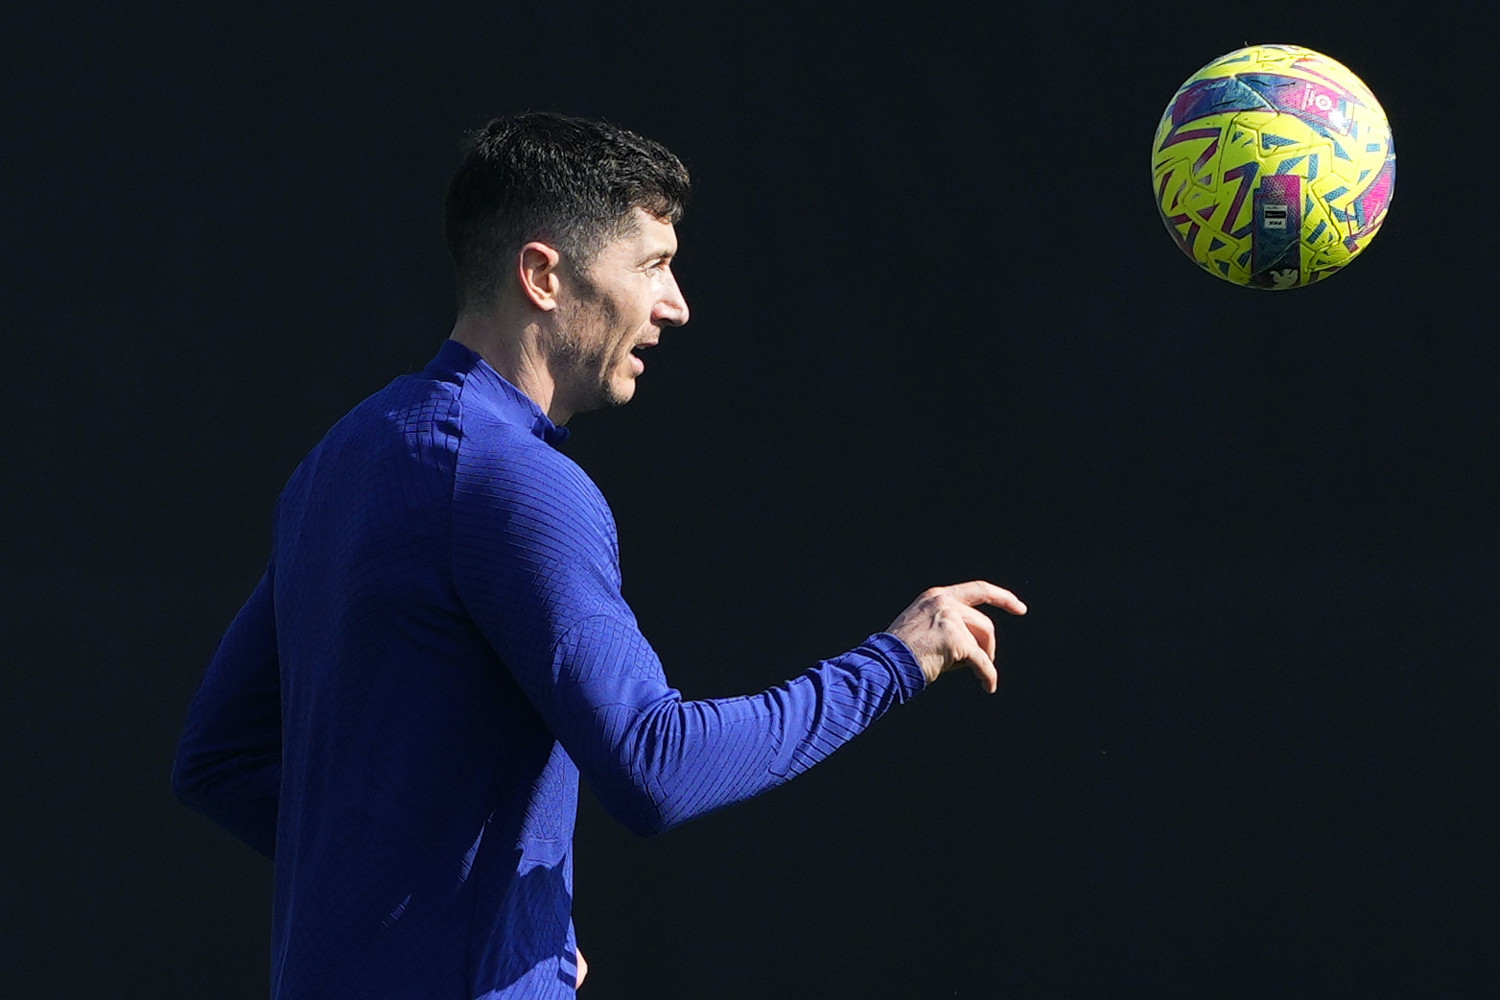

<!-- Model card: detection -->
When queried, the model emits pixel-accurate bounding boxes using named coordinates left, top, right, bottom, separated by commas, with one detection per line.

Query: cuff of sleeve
left=862, top=632, right=927, bottom=702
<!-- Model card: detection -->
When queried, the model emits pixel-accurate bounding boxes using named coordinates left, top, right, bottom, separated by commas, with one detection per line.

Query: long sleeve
left=173, top=566, right=282, bottom=858
left=451, top=436, right=925, bottom=837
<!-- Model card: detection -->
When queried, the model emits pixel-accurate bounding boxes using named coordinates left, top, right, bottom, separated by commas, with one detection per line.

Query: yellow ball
left=1151, top=44, right=1395, bottom=288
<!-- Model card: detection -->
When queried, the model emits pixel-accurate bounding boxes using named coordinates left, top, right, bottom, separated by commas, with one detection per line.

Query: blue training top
left=174, top=339, right=926, bottom=999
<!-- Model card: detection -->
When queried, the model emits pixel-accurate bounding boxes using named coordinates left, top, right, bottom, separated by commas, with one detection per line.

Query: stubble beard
left=551, top=291, right=632, bottom=415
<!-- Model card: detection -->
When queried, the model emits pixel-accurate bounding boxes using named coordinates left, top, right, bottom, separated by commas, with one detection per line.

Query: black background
left=7, top=2, right=1496, bottom=996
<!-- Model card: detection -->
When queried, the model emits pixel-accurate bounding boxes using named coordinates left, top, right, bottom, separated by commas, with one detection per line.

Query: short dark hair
left=444, top=113, right=690, bottom=310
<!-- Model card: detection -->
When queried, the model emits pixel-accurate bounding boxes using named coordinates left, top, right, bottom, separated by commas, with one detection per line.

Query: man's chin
left=605, top=380, right=637, bottom=407
left=581, top=378, right=635, bottom=413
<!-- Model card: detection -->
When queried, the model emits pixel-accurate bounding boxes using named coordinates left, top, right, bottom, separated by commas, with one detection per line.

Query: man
left=173, top=113, right=1026, bottom=999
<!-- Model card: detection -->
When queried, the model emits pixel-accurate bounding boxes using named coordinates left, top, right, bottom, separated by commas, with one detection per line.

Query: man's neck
left=449, top=311, right=571, bottom=424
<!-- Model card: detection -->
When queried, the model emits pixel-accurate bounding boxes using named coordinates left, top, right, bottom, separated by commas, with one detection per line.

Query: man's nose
left=655, top=276, right=689, bottom=327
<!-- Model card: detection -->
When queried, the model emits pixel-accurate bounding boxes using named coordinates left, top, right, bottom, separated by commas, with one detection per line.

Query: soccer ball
left=1151, top=44, right=1395, bottom=289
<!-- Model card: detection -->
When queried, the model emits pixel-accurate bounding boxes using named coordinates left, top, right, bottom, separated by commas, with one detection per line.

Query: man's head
left=445, top=113, right=692, bottom=422
left=444, top=113, right=691, bottom=312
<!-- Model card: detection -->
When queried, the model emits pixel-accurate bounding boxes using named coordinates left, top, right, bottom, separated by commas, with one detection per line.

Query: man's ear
left=516, top=242, right=562, bottom=311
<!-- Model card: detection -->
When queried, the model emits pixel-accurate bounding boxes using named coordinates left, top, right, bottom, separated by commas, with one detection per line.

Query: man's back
left=191, top=342, right=593, bottom=997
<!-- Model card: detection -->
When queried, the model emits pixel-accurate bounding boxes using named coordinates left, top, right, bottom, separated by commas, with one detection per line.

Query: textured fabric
left=174, top=338, right=926, bottom=999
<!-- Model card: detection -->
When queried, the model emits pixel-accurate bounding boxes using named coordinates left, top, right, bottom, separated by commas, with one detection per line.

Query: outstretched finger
left=941, top=580, right=1028, bottom=616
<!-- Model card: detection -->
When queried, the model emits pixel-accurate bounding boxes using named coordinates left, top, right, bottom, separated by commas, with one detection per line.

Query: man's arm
left=172, top=566, right=282, bottom=858
left=452, top=451, right=1026, bottom=836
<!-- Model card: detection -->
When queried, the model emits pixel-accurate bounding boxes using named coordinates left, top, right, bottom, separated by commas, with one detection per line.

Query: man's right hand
left=886, top=581, right=1027, bottom=694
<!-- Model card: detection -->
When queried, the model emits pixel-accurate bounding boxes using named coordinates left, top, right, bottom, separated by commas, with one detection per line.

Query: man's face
left=550, top=208, right=689, bottom=418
